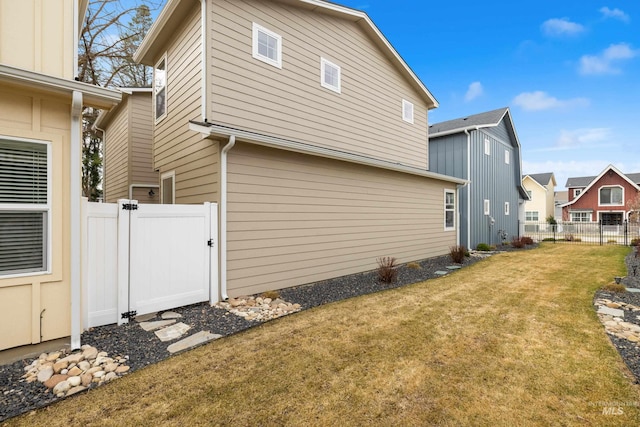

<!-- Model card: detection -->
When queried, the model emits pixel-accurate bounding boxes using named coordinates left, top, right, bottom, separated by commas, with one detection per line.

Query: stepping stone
left=161, top=311, right=183, bottom=320
left=139, top=319, right=176, bottom=332
left=135, top=313, right=157, bottom=322
left=167, top=331, right=222, bottom=354
left=626, top=288, right=640, bottom=293
left=434, top=271, right=449, bottom=276
left=155, top=322, right=191, bottom=342
left=446, top=265, right=462, bottom=270
left=598, top=306, right=624, bottom=318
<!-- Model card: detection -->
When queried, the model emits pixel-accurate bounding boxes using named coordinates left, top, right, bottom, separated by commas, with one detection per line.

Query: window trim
left=505, top=150, right=510, bottom=164
left=571, top=211, right=591, bottom=222
left=526, top=190, right=532, bottom=200
left=598, top=185, right=624, bottom=206
left=504, top=202, right=510, bottom=216
left=320, top=57, right=341, bottom=93
left=252, top=22, right=282, bottom=69
left=525, top=211, right=539, bottom=222
left=161, top=171, right=175, bottom=204
left=402, top=99, right=414, bottom=124
left=444, top=189, right=456, bottom=231
left=0, top=136, right=52, bottom=278
left=154, top=53, right=167, bottom=123
left=574, top=189, right=582, bottom=198
left=484, top=138, right=490, bottom=156
left=484, top=199, right=490, bottom=215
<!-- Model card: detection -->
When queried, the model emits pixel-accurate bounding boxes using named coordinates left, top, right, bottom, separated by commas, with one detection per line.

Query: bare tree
left=628, top=192, right=640, bottom=223
left=78, top=0, right=159, bottom=200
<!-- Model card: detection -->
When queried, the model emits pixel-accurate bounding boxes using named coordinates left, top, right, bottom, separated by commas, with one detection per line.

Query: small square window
left=505, top=150, right=510, bottom=164
left=402, top=100, right=414, bottom=124
left=484, top=138, right=490, bottom=155
left=320, top=57, right=341, bottom=93
left=484, top=199, right=490, bottom=215
left=252, top=23, right=282, bottom=68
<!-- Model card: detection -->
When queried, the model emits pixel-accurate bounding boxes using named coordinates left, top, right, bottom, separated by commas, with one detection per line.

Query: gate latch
left=207, top=239, right=214, bottom=247
left=122, top=203, right=138, bottom=211
left=121, top=310, right=137, bottom=320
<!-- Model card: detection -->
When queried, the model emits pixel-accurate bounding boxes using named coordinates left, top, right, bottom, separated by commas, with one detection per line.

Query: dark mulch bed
left=595, top=247, right=640, bottom=383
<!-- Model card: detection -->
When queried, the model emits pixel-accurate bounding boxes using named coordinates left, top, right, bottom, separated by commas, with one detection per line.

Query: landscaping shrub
left=449, top=245, right=466, bottom=263
left=406, top=262, right=421, bottom=270
left=511, top=236, right=525, bottom=248
left=601, top=282, right=626, bottom=293
left=564, top=234, right=575, bottom=242
left=631, top=238, right=640, bottom=247
left=377, top=257, right=397, bottom=283
left=521, top=236, right=534, bottom=245
left=542, top=237, right=556, bottom=242
left=261, top=290, right=280, bottom=300
left=476, top=243, right=491, bottom=251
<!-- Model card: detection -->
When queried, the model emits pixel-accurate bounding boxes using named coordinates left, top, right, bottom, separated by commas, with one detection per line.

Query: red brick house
left=561, top=165, right=640, bottom=223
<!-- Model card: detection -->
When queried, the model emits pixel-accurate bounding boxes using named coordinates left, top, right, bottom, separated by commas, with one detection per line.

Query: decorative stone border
left=595, top=298, right=640, bottom=343
left=216, top=296, right=301, bottom=321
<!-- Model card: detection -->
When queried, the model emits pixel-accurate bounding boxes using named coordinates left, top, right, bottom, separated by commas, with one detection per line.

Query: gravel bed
left=595, top=247, right=640, bottom=383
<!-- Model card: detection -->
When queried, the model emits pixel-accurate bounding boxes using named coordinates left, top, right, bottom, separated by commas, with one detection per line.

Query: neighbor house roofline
left=189, top=121, right=467, bottom=185
left=133, top=0, right=438, bottom=108
left=0, top=64, right=121, bottom=109
left=94, top=87, right=152, bottom=129
left=522, top=175, right=548, bottom=193
left=560, top=164, right=640, bottom=208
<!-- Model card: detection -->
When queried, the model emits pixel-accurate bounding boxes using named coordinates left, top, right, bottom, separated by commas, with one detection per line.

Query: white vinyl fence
left=82, top=199, right=218, bottom=328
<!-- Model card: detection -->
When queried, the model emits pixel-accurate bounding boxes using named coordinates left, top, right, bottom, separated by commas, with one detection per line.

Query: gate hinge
left=122, top=203, right=138, bottom=211
left=207, top=239, right=214, bottom=247
left=121, top=310, right=137, bottom=320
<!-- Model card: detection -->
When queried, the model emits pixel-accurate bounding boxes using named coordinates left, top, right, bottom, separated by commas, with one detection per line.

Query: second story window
left=599, top=186, right=623, bottom=205
left=402, top=99, right=414, bottom=124
left=484, top=138, right=490, bottom=155
left=154, top=55, right=167, bottom=122
left=574, top=189, right=582, bottom=198
left=252, top=23, right=282, bottom=68
left=320, top=58, right=341, bottom=93
left=505, top=150, right=510, bottom=164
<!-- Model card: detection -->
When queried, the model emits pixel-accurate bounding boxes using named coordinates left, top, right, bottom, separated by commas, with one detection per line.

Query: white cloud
left=512, top=91, right=589, bottom=111
left=541, top=18, right=585, bottom=37
left=579, top=43, right=639, bottom=75
left=464, top=82, right=483, bottom=102
left=600, top=7, right=630, bottom=23
left=522, top=160, right=614, bottom=190
left=556, top=128, right=612, bottom=148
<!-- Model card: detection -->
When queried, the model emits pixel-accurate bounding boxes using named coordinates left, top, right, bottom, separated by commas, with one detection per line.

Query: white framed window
left=504, top=202, right=510, bottom=215
left=161, top=171, right=175, bottom=204
left=320, top=57, right=341, bottom=93
left=599, top=186, right=623, bottom=206
left=0, top=137, right=51, bottom=277
left=444, top=190, right=455, bottom=231
left=505, top=150, right=510, bottom=164
left=402, top=99, right=414, bottom=124
left=571, top=211, right=591, bottom=222
left=574, top=189, right=582, bottom=198
left=252, top=23, right=282, bottom=68
left=484, top=199, right=490, bottom=215
left=484, top=138, right=490, bottom=155
left=525, top=211, right=538, bottom=221
left=154, top=54, right=167, bottom=122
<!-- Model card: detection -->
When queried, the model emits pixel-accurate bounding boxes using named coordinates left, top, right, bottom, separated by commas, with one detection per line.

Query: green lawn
left=8, top=244, right=640, bottom=426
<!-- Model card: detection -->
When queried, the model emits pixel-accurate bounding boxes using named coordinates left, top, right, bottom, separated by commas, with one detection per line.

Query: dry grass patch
left=8, top=244, right=640, bottom=426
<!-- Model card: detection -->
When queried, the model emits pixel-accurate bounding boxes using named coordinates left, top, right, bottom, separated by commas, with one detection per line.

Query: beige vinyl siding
left=226, top=143, right=456, bottom=296
left=129, top=93, right=156, bottom=189
left=104, top=102, right=130, bottom=202
left=152, top=5, right=219, bottom=204
left=210, top=0, right=429, bottom=169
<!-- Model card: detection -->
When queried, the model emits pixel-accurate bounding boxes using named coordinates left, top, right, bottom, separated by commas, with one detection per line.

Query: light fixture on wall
left=148, top=189, right=155, bottom=197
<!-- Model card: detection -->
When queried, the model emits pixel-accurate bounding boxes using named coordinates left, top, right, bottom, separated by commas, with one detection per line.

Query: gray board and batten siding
left=429, top=109, right=524, bottom=249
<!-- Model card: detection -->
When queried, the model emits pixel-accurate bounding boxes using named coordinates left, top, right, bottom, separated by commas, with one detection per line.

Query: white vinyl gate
left=82, top=199, right=218, bottom=328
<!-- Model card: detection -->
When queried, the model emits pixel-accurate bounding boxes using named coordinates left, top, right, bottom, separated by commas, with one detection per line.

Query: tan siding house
left=96, top=89, right=159, bottom=203
left=522, top=173, right=556, bottom=223
left=0, top=0, right=120, bottom=352
left=128, top=0, right=465, bottom=298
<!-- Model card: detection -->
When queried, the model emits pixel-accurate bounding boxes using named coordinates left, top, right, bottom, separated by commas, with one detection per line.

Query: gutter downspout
left=70, top=91, right=83, bottom=350
left=220, top=135, right=236, bottom=301
left=463, top=128, right=473, bottom=249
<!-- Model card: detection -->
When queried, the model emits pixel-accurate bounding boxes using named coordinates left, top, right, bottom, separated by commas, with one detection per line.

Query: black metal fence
left=521, top=220, right=640, bottom=246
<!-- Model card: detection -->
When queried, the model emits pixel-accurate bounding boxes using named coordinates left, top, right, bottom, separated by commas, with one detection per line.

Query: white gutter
left=200, top=0, right=207, bottom=121
left=220, top=135, right=236, bottom=301
left=70, top=91, right=83, bottom=350
left=463, top=128, right=477, bottom=248
left=129, top=184, right=160, bottom=200
left=190, top=122, right=467, bottom=186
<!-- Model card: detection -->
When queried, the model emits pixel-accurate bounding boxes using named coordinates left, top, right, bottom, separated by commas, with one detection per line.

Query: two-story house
left=0, top=0, right=120, bottom=352
left=130, top=0, right=466, bottom=299
left=562, top=164, right=640, bottom=224
left=522, top=172, right=556, bottom=224
left=428, top=107, right=529, bottom=249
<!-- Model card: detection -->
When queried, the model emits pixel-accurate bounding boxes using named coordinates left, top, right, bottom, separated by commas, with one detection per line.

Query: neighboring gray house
left=429, top=107, right=528, bottom=249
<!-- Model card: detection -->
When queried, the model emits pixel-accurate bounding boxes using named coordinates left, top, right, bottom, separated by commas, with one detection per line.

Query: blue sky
left=143, top=0, right=639, bottom=190
left=335, top=0, right=640, bottom=190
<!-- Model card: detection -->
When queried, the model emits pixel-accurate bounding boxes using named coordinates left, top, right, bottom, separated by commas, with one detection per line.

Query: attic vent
left=463, top=118, right=468, bottom=120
